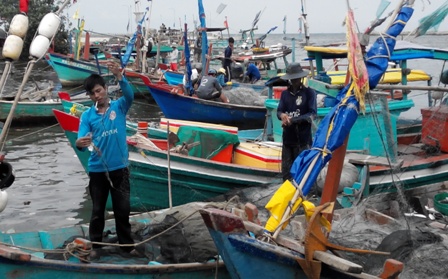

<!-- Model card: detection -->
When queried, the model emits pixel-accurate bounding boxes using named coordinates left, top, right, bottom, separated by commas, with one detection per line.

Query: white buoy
left=0, top=190, right=8, bottom=213
left=2, top=35, right=24, bottom=61
left=37, top=13, right=61, bottom=39
left=29, top=35, right=50, bottom=58
left=9, top=14, right=29, bottom=38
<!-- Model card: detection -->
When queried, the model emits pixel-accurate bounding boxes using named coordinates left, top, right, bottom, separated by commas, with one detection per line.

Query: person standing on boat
left=169, top=43, right=179, bottom=71
left=242, top=58, right=261, bottom=83
left=196, top=68, right=229, bottom=103
left=222, top=37, right=235, bottom=81
left=277, top=62, right=317, bottom=181
left=194, top=33, right=202, bottom=63
left=75, top=62, right=136, bottom=256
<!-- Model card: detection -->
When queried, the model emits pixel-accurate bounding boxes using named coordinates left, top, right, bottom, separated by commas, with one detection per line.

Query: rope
left=4, top=124, right=59, bottom=142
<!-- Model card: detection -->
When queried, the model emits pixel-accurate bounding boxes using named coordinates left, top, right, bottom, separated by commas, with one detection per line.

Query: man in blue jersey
left=242, top=58, right=261, bottom=83
left=75, top=62, right=136, bottom=256
left=277, top=62, right=317, bottom=181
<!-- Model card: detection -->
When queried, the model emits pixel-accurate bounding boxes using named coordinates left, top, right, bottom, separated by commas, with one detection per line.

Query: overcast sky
left=64, top=0, right=448, bottom=35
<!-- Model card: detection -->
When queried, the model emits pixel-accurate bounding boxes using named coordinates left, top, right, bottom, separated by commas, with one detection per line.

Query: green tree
left=0, top=0, right=71, bottom=60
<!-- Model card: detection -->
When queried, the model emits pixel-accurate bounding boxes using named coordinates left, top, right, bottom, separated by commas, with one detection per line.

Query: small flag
left=224, top=17, right=228, bottom=29
left=73, top=0, right=77, bottom=3
left=72, top=9, right=79, bottom=19
left=216, top=3, right=227, bottom=14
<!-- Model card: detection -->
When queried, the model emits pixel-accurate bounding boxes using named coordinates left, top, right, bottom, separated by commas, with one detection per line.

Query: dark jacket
left=277, top=86, right=317, bottom=145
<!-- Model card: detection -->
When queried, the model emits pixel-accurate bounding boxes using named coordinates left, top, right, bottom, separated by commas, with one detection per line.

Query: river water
left=1, top=32, right=448, bottom=278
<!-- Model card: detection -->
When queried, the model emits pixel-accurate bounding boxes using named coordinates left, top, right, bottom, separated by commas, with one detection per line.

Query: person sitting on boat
left=75, top=62, right=137, bottom=257
left=194, top=33, right=202, bottom=63
left=196, top=68, right=229, bottom=103
left=242, top=58, right=261, bottom=84
left=216, top=68, right=228, bottom=87
left=277, top=62, right=317, bottom=181
left=222, top=37, right=235, bottom=81
left=169, top=43, right=179, bottom=71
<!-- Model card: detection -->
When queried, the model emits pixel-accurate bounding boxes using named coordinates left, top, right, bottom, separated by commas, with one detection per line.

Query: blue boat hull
left=147, top=83, right=266, bottom=128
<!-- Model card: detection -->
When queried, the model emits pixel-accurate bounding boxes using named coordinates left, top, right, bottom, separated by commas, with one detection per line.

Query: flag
left=224, top=17, right=228, bottom=29
left=75, top=19, right=85, bottom=60
left=184, top=26, right=193, bottom=96
left=346, top=9, right=369, bottom=112
left=73, top=0, right=77, bottom=3
left=122, top=11, right=147, bottom=68
left=72, top=9, right=79, bottom=20
left=216, top=3, right=227, bottom=14
left=283, top=15, right=286, bottom=22
left=198, top=0, right=208, bottom=70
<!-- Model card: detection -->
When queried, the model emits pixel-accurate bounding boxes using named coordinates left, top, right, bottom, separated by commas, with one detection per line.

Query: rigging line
left=5, top=124, right=60, bottom=142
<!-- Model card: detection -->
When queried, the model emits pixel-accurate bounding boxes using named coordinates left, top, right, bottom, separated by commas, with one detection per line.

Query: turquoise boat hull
left=0, top=212, right=229, bottom=279
left=0, top=97, right=92, bottom=123
left=45, top=53, right=109, bottom=87
left=265, top=98, right=414, bottom=157
left=53, top=109, right=280, bottom=211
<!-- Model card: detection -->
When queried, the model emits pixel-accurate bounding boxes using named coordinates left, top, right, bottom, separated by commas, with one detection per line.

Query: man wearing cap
left=277, top=62, right=317, bottom=181
left=196, top=69, right=229, bottom=103
left=242, top=58, right=261, bottom=83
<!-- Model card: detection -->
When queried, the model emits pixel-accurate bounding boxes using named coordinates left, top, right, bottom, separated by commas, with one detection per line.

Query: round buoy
left=29, top=34, right=50, bottom=58
left=2, top=35, right=24, bottom=61
left=37, top=13, right=61, bottom=39
left=0, top=161, right=15, bottom=190
left=0, top=191, right=7, bottom=213
left=9, top=13, right=29, bottom=38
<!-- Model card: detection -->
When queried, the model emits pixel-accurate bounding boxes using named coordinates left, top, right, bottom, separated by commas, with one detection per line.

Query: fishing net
left=44, top=201, right=241, bottom=264
left=224, top=87, right=268, bottom=106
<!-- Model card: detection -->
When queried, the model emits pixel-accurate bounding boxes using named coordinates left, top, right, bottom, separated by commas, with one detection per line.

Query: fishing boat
left=162, top=69, right=266, bottom=93
left=53, top=108, right=281, bottom=211
left=0, top=202, right=231, bottom=279
left=45, top=52, right=111, bottom=87
left=144, top=76, right=267, bottom=128
left=0, top=86, right=92, bottom=123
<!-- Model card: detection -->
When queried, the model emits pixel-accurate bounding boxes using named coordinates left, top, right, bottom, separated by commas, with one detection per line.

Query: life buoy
left=0, top=162, right=15, bottom=190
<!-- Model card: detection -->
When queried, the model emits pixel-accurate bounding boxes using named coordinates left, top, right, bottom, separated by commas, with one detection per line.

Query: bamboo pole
left=166, top=121, right=173, bottom=209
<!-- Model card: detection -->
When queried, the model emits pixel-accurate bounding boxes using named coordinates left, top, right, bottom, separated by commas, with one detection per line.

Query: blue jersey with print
left=78, top=77, right=134, bottom=172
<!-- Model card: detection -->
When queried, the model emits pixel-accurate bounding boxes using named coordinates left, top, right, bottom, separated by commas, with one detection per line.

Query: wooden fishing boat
left=0, top=204, right=230, bottom=279
left=45, top=52, right=111, bottom=87
left=0, top=87, right=92, bottom=123
left=143, top=76, right=267, bottom=129
left=162, top=69, right=266, bottom=92
left=53, top=109, right=281, bottom=211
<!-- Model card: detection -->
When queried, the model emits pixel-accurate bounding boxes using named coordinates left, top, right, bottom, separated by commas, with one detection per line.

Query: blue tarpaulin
left=198, top=0, right=209, bottom=71
left=122, top=9, right=147, bottom=68
left=184, top=26, right=193, bottom=95
left=290, top=7, right=414, bottom=196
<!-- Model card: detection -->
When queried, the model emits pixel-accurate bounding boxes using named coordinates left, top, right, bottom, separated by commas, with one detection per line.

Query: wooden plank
left=345, top=153, right=403, bottom=168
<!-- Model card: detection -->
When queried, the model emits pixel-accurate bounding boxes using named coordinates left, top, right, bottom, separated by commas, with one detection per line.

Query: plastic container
left=434, top=192, right=448, bottom=215
left=9, top=14, right=29, bottom=38
left=2, top=35, right=23, bottom=60
left=273, top=86, right=287, bottom=99
left=29, top=34, right=50, bottom=58
left=37, top=13, right=61, bottom=38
